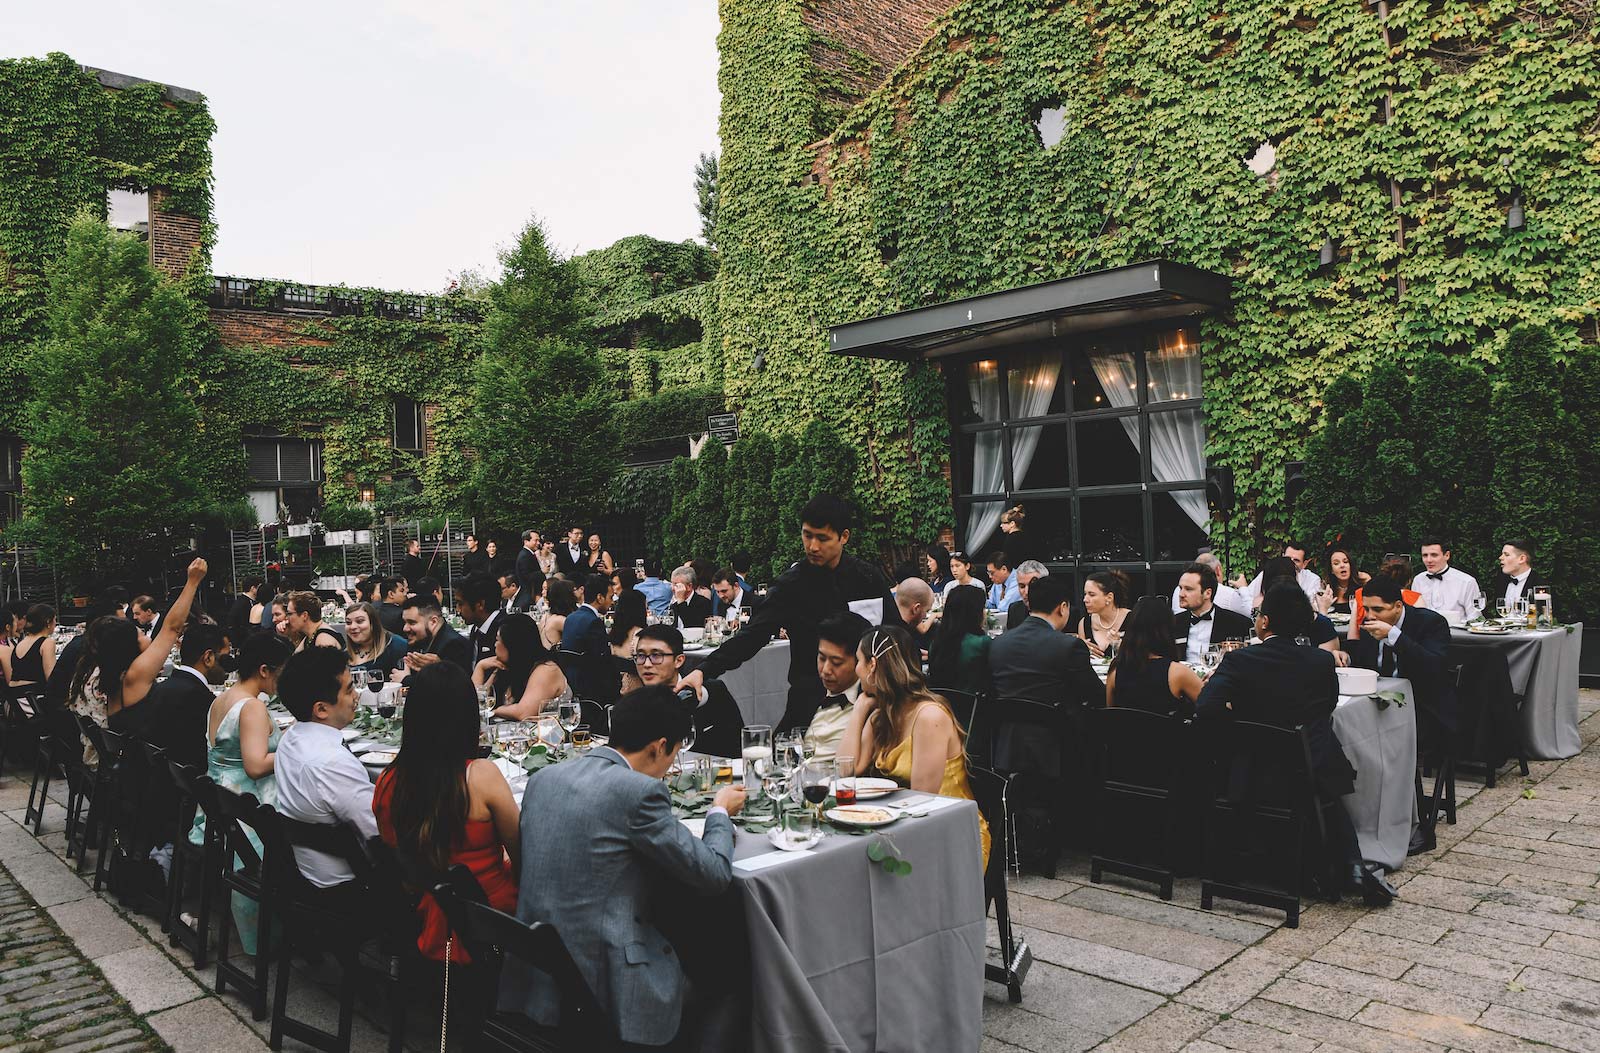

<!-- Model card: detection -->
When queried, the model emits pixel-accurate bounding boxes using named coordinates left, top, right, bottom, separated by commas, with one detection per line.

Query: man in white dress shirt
left=272, top=647, right=377, bottom=899
left=805, top=612, right=870, bottom=763
left=1411, top=538, right=1481, bottom=621
left=1171, top=550, right=1252, bottom=618
left=1244, top=541, right=1321, bottom=606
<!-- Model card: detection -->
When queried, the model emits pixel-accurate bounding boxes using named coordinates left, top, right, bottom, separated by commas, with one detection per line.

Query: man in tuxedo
left=227, top=577, right=261, bottom=641
left=1491, top=537, right=1547, bottom=613
left=376, top=577, right=407, bottom=635
left=1175, top=562, right=1253, bottom=663
left=401, top=538, right=427, bottom=588
left=1171, top=551, right=1252, bottom=618
left=555, top=526, right=587, bottom=576
left=561, top=573, right=617, bottom=701
left=1411, top=538, right=1481, bottom=621
left=461, top=533, right=490, bottom=579
left=395, top=595, right=473, bottom=676
left=678, top=495, right=894, bottom=735
left=669, top=567, right=712, bottom=629
left=514, top=530, right=542, bottom=604
left=804, top=612, right=871, bottom=763
left=632, top=625, right=745, bottom=758
left=131, top=595, right=161, bottom=638
left=1195, top=584, right=1393, bottom=904
left=453, top=574, right=504, bottom=669
left=711, top=568, right=759, bottom=621
left=1004, top=560, right=1051, bottom=630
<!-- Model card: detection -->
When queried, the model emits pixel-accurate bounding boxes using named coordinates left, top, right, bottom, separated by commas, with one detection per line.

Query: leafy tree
left=9, top=216, right=217, bottom=583
left=659, top=456, right=698, bottom=566
left=722, top=432, right=777, bottom=576
left=694, top=152, right=719, bottom=248
left=686, top=438, right=729, bottom=562
left=1560, top=345, right=1600, bottom=620
left=767, top=434, right=803, bottom=578
left=1409, top=358, right=1494, bottom=580
left=607, top=465, right=674, bottom=564
left=465, top=218, right=617, bottom=532
left=1492, top=324, right=1574, bottom=603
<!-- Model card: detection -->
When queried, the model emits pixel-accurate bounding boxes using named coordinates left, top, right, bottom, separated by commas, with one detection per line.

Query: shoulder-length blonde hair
left=345, top=602, right=391, bottom=663
left=858, top=624, right=968, bottom=754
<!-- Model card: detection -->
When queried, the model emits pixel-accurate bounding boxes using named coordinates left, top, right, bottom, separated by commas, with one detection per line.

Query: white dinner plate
left=824, top=805, right=899, bottom=828
left=767, top=828, right=821, bottom=852
left=1468, top=624, right=1512, bottom=635
left=360, top=750, right=398, bottom=767
left=845, top=777, right=900, bottom=800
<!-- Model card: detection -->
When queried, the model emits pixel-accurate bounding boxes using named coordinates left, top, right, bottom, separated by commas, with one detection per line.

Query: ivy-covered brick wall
left=715, top=0, right=1599, bottom=563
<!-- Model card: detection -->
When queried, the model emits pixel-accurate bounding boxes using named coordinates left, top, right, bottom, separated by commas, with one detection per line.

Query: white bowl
left=1336, top=667, right=1378, bottom=696
left=682, top=627, right=704, bottom=644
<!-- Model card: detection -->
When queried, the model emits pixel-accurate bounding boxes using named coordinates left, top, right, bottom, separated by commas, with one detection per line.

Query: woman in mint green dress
left=190, top=633, right=293, bottom=956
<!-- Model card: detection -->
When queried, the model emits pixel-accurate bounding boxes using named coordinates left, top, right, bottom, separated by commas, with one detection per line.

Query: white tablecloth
left=1449, top=623, right=1582, bottom=759
left=1333, top=677, right=1417, bottom=869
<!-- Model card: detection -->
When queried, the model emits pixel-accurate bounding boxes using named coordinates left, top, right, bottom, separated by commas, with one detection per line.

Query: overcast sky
left=8, top=1, right=722, bottom=292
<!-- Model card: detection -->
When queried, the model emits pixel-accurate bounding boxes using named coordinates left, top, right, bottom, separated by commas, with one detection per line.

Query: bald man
left=895, top=576, right=936, bottom=657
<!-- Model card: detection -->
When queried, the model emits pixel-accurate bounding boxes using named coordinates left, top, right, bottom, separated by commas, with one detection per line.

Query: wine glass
left=504, top=726, right=531, bottom=762
left=557, top=699, right=582, bottom=752
left=798, top=759, right=836, bottom=819
left=1202, top=645, right=1223, bottom=677
left=1497, top=599, right=1510, bottom=620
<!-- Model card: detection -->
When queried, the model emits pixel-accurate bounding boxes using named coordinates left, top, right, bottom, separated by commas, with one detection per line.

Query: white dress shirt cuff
left=707, top=806, right=729, bottom=819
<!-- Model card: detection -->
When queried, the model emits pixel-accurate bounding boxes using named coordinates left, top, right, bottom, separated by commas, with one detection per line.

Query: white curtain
left=965, top=352, right=1061, bottom=553
left=1088, top=330, right=1208, bottom=529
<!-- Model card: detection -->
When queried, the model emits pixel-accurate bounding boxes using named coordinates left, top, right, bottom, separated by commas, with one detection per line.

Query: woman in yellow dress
left=841, top=624, right=990, bottom=868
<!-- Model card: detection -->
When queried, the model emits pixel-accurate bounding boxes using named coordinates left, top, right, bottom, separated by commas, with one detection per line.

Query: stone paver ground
left=1, top=692, right=1597, bottom=1052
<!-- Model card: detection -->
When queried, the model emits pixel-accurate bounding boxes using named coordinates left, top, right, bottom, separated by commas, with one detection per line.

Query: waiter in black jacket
left=679, top=494, right=894, bottom=734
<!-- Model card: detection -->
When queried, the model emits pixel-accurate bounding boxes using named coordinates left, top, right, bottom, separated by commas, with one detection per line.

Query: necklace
left=1092, top=611, right=1121, bottom=632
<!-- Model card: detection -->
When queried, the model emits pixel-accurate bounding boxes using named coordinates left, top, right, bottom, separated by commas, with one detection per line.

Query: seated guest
left=985, top=552, right=1020, bottom=611
left=608, top=588, right=649, bottom=694
left=689, top=559, right=718, bottom=606
left=476, top=613, right=570, bottom=720
left=669, top=567, right=711, bottom=629
left=990, top=574, right=1105, bottom=707
left=634, top=558, right=673, bottom=617
left=497, top=572, right=520, bottom=612
left=1, top=604, right=57, bottom=693
left=395, top=595, right=473, bottom=677
left=413, top=576, right=444, bottom=606
left=1108, top=598, right=1203, bottom=716
left=1348, top=556, right=1422, bottom=638
left=1005, top=561, right=1051, bottom=630
left=923, top=544, right=953, bottom=593
left=1196, top=584, right=1392, bottom=904
left=841, top=624, right=989, bottom=866
left=273, top=648, right=378, bottom=902
left=131, top=595, right=161, bottom=638
left=711, top=567, right=759, bottom=622
left=376, top=578, right=407, bottom=635
left=539, top=578, right=576, bottom=649
left=1078, top=570, right=1131, bottom=657
left=286, top=592, right=344, bottom=653
left=1492, top=537, right=1547, bottom=612
left=804, top=613, right=872, bottom=762
left=454, top=574, right=505, bottom=668
left=927, top=586, right=990, bottom=697
left=132, top=622, right=233, bottom=767
left=1412, top=538, right=1481, bottom=621
left=503, top=685, right=747, bottom=1048
left=893, top=575, right=935, bottom=651
left=193, top=631, right=292, bottom=956
left=1243, top=541, right=1321, bottom=605
left=631, top=626, right=744, bottom=758
left=1326, top=547, right=1369, bottom=616
left=344, top=602, right=408, bottom=679
left=942, top=550, right=987, bottom=600
left=560, top=574, right=617, bottom=702
left=373, top=662, right=520, bottom=962
left=1170, top=550, right=1252, bottom=618
left=1261, top=557, right=1348, bottom=664
left=1175, top=562, right=1254, bottom=663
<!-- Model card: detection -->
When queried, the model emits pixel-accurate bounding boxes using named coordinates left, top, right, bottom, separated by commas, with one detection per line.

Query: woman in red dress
left=372, top=663, right=519, bottom=962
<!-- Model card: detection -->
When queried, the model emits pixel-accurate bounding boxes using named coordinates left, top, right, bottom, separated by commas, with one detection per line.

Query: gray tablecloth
left=690, top=639, right=792, bottom=728
left=1449, top=623, right=1583, bottom=759
left=731, top=790, right=986, bottom=1053
left=1333, top=677, right=1417, bottom=870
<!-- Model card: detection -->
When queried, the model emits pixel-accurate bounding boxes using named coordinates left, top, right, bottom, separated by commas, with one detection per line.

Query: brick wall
left=802, top=0, right=948, bottom=102
left=209, top=308, right=333, bottom=349
left=148, top=188, right=203, bottom=279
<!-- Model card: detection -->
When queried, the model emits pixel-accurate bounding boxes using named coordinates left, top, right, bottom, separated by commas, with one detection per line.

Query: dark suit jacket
left=402, top=553, right=427, bottom=586
left=1007, top=599, right=1086, bottom=633
left=1176, top=606, right=1254, bottom=654
left=1195, top=635, right=1355, bottom=798
left=672, top=593, right=712, bottom=630
left=138, top=669, right=216, bottom=771
left=412, top=622, right=473, bottom=675
left=461, top=549, right=491, bottom=579
left=559, top=605, right=614, bottom=702
left=468, top=610, right=504, bottom=669
left=226, top=593, right=255, bottom=640
left=554, top=544, right=586, bottom=577
left=378, top=602, right=405, bottom=636
left=687, top=679, right=745, bottom=759
left=1489, top=569, right=1550, bottom=610
left=1346, top=603, right=1457, bottom=738
left=515, top=547, right=541, bottom=592
left=988, top=615, right=1104, bottom=707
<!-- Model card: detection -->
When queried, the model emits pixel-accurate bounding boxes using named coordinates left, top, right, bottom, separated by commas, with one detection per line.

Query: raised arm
left=126, top=558, right=207, bottom=697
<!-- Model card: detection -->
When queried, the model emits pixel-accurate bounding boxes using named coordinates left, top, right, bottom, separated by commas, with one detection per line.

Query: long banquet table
left=1448, top=623, right=1583, bottom=760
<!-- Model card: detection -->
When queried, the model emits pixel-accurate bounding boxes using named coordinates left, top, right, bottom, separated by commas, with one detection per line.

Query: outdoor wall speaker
left=1205, top=464, right=1235, bottom=514
left=1284, top=460, right=1309, bottom=512
left=1508, top=191, right=1525, bottom=231
left=1318, top=237, right=1337, bottom=271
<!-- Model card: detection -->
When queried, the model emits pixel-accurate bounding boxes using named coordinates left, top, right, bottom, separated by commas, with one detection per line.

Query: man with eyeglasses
left=632, top=625, right=745, bottom=758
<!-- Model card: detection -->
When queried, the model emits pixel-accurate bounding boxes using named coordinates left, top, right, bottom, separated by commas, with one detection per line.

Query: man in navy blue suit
left=561, top=572, right=616, bottom=702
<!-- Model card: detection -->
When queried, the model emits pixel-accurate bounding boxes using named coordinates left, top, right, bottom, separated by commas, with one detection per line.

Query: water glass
left=693, top=756, right=716, bottom=793
left=557, top=699, right=582, bottom=742
left=742, top=725, right=772, bottom=796
left=783, top=808, right=816, bottom=848
left=834, top=754, right=857, bottom=806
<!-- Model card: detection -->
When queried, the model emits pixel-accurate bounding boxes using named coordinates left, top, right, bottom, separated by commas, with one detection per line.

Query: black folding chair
left=431, top=867, right=618, bottom=1052
left=211, top=787, right=276, bottom=1020
left=0, top=688, right=46, bottom=778
left=1088, top=708, right=1188, bottom=900
left=166, top=763, right=220, bottom=968
left=970, top=764, right=1029, bottom=1004
left=24, top=704, right=77, bottom=836
left=970, top=696, right=1086, bottom=878
left=71, top=718, right=127, bottom=878
left=930, top=689, right=981, bottom=741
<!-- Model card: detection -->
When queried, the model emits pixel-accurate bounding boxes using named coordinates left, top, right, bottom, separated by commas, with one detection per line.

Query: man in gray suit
left=501, top=684, right=747, bottom=1048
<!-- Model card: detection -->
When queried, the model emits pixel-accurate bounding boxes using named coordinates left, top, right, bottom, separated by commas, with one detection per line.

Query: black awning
left=827, top=260, right=1232, bottom=361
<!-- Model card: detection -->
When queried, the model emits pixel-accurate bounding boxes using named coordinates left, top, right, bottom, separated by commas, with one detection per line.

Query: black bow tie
left=1190, top=611, right=1212, bottom=626
left=1426, top=570, right=1447, bottom=581
left=823, top=694, right=851, bottom=710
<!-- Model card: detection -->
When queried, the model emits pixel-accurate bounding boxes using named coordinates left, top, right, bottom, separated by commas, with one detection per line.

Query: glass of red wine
left=799, top=759, right=835, bottom=819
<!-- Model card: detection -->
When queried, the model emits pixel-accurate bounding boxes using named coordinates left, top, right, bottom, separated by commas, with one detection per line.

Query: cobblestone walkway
left=983, top=694, right=1600, bottom=1052
left=0, top=860, right=167, bottom=1053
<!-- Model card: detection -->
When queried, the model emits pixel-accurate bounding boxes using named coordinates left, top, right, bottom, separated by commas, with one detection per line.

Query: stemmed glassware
left=557, top=699, right=582, bottom=754
left=798, top=758, right=835, bottom=819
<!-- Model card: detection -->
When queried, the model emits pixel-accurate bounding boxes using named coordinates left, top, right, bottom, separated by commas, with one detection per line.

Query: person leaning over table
left=631, top=625, right=745, bottom=758
left=474, top=612, right=571, bottom=721
left=1106, top=597, right=1203, bottom=717
left=841, top=623, right=990, bottom=867
left=501, top=684, right=748, bottom=1050
left=926, top=586, right=990, bottom=697
left=344, top=602, right=409, bottom=679
left=802, top=611, right=872, bottom=762
left=1492, top=536, right=1549, bottom=613
left=273, top=647, right=380, bottom=917
left=392, top=594, right=473, bottom=679
left=676, top=494, right=896, bottom=736
left=1411, top=537, right=1482, bottom=622
left=1194, top=583, right=1395, bottom=906
left=893, top=574, right=936, bottom=656
left=373, top=661, right=519, bottom=963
